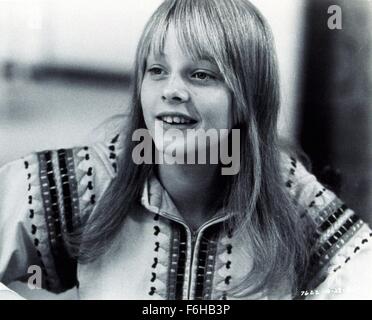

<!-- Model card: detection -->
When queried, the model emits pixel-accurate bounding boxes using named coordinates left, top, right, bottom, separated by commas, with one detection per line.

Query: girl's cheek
left=143, top=81, right=161, bottom=100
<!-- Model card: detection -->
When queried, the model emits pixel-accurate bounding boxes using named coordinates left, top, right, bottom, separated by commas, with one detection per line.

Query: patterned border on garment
left=167, top=225, right=179, bottom=299
left=221, top=227, right=234, bottom=300
left=330, top=229, right=372, bottom=273
left=148, top=213, right=161, bottom=297
left=107, top=134, right=120, bottom=173
left=285, top=156, right=297, bottom=189
left=194, top=225, right=220, bottom=300
left=81, top=146, right=97, bottom=206
left=311, top=214, right=364, bottom=267
left=312, top=197, right=344, bottom=226
left=38, top=150, right=77, bottom=290
left=176, top=226, right=187, bottom=300
left=307, top=198, right=365, bottom=286
left=167, top=224, right=187, bottom=300
left=57, top=149, right=80, bottom=234
left=24, top=159, right=51, bottom=290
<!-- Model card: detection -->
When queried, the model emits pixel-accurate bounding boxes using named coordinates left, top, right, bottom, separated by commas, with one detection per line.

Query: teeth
left=161, top=116, right=193, bottom=124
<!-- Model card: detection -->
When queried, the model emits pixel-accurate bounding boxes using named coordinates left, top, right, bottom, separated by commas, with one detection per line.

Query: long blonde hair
left=77, top=0, right=313, bottom=298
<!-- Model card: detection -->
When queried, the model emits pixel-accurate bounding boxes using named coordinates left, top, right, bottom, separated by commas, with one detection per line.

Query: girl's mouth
left=156, top=114, right=198, bottom=127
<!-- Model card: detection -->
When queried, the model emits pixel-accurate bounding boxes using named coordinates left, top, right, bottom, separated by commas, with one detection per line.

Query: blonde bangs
left=140, top=0, right=232, bottom=86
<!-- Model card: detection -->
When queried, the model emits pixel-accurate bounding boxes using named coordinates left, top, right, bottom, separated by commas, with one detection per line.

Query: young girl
left=0, top=0, right=371, bottom=300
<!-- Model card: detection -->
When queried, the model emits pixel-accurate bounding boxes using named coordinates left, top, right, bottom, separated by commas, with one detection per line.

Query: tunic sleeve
left=0, top=135, right=121, bottom=294
left=281, top=152, right=372, bottom=299
left=0, top=153, right=48, bottom=288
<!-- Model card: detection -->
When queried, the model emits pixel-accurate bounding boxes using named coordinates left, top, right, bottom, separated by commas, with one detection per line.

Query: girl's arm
left=0, top=154, right=47, bottom=289
left=282, top=153, right=372, bottom=299
left=0, top=139, right=119, bottom=296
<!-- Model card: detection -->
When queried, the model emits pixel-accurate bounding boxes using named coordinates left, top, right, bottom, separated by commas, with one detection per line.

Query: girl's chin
left=154, top=141, right=192, bottom=155
left=154, top=140, right=220, bottom=165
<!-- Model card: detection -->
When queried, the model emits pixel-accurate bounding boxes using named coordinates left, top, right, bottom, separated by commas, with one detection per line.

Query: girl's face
left=141, top=24, right=232, bottom=158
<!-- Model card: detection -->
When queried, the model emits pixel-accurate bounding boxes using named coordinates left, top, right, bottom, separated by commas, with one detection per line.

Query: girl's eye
left=148, top=67, right=164, bottom=76
left=192, top=71, right=216, bottom=81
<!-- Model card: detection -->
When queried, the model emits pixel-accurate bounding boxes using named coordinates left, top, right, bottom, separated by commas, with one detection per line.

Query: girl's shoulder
left=1, top=114, right=128, bottom=218
left=279, top=150, right=372, bottom=299
left=279, top=150, right=336, bottom=220
left=1, top=114, right=128, bottom=199
left=0, top=117, right=125, bottom=293
left=279, top=148, right=369, bottom=243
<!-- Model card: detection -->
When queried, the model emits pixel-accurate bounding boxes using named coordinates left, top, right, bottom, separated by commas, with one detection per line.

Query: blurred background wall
left=0, top=0, right=305, bottom=164
left=0, top=0, right=371, bottom=226
left=299, top=0, right=372, bottom=225
left=0, top=0, right=162, bottom=165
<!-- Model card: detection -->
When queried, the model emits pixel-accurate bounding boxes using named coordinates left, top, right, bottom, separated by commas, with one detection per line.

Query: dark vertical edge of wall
left=299, top=0, right=372, bottom=224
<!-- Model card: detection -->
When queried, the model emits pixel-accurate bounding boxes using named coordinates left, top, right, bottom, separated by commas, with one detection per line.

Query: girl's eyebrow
left=198, top=55, right=216, bottom=64
left=148, top=51, right=215, bottom=63
left=194, top=57, right=220, bottom=71
left=148, top=51, right=166, bottom=61
left=147, top=52, right=219, bottom=71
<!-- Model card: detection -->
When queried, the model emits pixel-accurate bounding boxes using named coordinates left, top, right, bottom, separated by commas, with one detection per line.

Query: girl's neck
left=157, top=162, right=223, bottom=231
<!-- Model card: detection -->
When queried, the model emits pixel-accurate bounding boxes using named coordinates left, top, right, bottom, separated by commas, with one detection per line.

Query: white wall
left=46, top=0, right=163, bottom=71
left=0, top=0, right=163, bottom=69
left=0, top=0, right=47, bottom=65
left=0, top=0, right=305, bottom=139
left=250, top=0, right=306, bottom=140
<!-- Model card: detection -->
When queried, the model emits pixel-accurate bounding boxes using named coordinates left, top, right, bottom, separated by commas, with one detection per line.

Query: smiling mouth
left=156, top=115, right=198, bottom=125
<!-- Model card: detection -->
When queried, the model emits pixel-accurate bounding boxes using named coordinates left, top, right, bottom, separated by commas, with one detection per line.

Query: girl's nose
left=161, top=79, right=190, bottom=104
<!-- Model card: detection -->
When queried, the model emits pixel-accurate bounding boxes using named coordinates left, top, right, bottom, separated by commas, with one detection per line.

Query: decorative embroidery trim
left=79, top=146, right=96, bottom=207
left=285, top=156, right=297, bottom=189
left=331, top=232, right=372, bottom=273
left=149, top=287, right=156, bottom=295
left=38, top=151, right=77, bottom=289
left=167, top=226, right=179, bottom=299
left=25, top=160, right=50, bottom=290
left=222, top=241, right=233, bottom=300
left=149, top=213, right=161, bottom=297
left=38, top=152, right=61, bottom=246
left=176, top=228, right=187, bottom=300
left=108, top=134, right=120, bottom=173
left=308, top=187, right=327, bottom=208
left=308, top=216, right=364, bottom=279
left=315, top=205, right=354, bottom=245
left=167, top=225, right=188, bottom=300
left=214, top=229, right=234, bottom=300
left=212, top=226, right=236, bottom=300
left=313, top=198, right=344, bottom=226
left=64, top=149, right=81, bottom=229
left=57, top=149, right=76, bottom=234
left=194, top=226, right=220, bottom=300
left=318, top=204, right=348, bottom=231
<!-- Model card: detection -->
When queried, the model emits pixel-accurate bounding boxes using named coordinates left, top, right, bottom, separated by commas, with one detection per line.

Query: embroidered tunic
left=0, top=123, right=371, bottom=299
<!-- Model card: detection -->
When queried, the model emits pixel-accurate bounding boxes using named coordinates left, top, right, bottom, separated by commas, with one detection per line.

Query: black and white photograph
left=0, top=0, right=371, bottom=302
